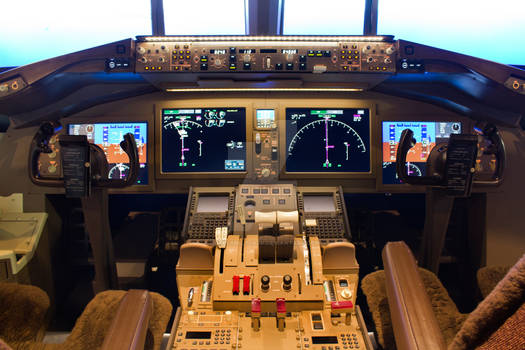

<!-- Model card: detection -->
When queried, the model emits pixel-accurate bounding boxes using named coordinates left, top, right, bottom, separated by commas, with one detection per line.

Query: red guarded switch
left=232, top=275, right=240, bottom=295
left=330, top=300, right=353, bottom=311
left=331, top=300, right=354, bottom=325
left=243, top=275, right=251, bottom=295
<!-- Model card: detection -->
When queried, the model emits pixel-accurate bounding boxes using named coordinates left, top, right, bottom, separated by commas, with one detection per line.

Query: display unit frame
left=155, top=102, right=252, bottom=179
left=65, top=115, right=155, bottom=192
left=375, top=114, right=473, bottom=192
left=278, top=101, right=376, bottom=179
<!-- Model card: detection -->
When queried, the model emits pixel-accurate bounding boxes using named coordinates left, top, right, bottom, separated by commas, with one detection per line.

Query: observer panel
left=161, top=108, right=246, bottom=173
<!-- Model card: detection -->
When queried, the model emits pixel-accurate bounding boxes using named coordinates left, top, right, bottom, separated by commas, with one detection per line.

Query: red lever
left=251, top=298, right=261, bottom=331
left=232, top=275, right=240, bottom=295
left=243, top=275, right=251, bottom=295
left=276, top=298, right=286, bottom=314
left=251, top=298, right=261, bottom=313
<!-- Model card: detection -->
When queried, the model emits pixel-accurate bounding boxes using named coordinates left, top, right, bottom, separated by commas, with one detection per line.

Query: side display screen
left=161, top=108, right=246, bottom=173
left=68, top=123, right=148, bottom=185
left=285, top=108, right=370, bottom=172
left=382, top=121, right=462, bottom=184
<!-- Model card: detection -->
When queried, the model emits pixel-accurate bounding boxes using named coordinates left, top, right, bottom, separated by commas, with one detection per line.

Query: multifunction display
left=161, top=108, right=246, bottom=172
left=285, top=108, right=370, bottom=172
left=382, top=121, right=462, bottom=184
left=68, top=123, right=148, bottom=184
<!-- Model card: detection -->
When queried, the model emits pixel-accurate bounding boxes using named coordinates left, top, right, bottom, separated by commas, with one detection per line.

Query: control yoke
left=396, top=128, right=443, bottom=186
left=396, top=126, right=504, bottom=196
left=29, top=121, right=140, bottom=191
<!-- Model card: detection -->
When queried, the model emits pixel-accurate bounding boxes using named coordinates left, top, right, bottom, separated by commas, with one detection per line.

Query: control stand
left=167, top=184, right=373, bottom=350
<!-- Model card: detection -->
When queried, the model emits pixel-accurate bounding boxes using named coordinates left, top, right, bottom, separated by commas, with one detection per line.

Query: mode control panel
left=135, top=38, right=397, bottom=73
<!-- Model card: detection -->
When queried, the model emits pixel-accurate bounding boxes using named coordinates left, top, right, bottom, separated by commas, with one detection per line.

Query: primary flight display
left=161, top=108, right=246, bottom=173
left=285, top=108, right=370, bottom=172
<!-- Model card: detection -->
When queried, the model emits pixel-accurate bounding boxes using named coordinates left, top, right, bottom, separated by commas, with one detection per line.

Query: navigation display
left=285, top=108, right=370, bottom=172
left=161, top=108, right=246, bottom=173
left=382, top=121, right=462, bottom=184
left=68, top=122, right=148, bottom=184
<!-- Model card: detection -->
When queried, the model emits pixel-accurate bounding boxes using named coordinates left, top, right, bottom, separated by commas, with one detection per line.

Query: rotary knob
left=340, top=288, right=352, bottom=299
left=261, top=168, right=271, bottom=177
left=137, top=46, right=146, bottom=54
left=283, top=275, right=292, bottom=291
left=261, top=275, right=270, bottom=291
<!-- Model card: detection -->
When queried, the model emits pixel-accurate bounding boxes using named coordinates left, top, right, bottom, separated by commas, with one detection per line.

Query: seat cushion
left=0, top=283, right=50, bottom=343
left=477, top=265, right=510, bottom=298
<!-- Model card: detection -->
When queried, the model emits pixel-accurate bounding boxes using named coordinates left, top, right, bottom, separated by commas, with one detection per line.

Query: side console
left=168, top=184, right=372, bottom=350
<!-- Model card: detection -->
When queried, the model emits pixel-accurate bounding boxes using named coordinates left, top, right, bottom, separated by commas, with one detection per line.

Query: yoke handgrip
left=396, top=129, right=442, bottom=186
left=95, top=133, right=139, bottom=188
left=28, top=122, right=64, bottom=187
left=473, top=125, right=505, bottom=186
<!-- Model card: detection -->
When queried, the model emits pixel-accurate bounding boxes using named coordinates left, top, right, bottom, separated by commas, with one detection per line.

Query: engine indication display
left=382, top=121, right=461, bottom=184
left=161, top=108, right=246, bottom=173
left=68, top=122, right=148, bottom=184
left=285, top=108, right=370, bottom=172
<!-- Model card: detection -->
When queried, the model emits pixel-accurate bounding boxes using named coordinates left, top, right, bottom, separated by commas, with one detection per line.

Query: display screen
left=196, top=196, right=229, bottom=213
left=312, top=336, right=339, bottom=344
left=256, top=109, right=275, bottom=129
left=382, top=121, right=462, bottom=184
left=68, top=123, right=148, bottom=184
left=285, top=108, right=370, bottom=172
left=185, top=331, right=211, bottom=339
left=161, top=108, right=246, bottom=172
left=303, top=195, right=336, bottom=212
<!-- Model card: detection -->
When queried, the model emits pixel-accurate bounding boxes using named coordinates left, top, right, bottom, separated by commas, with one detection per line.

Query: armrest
left=383, top=242, right=446, bottom=350
left=101, top=289, right=153, bottom=350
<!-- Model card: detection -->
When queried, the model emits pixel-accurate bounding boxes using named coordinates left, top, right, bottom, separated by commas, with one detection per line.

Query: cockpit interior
left=0, top=1, right=524, bottom=350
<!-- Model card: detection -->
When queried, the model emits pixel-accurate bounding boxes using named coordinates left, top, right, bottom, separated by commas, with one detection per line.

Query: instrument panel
left=33, top=93, right=489, bottom=193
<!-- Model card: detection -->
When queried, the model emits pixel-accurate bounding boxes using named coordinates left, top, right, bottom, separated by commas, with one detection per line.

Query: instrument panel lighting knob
left=261, top=168, right=271, bottom=177
left=261, top=275, right=270, bottom=290
left=283, top=274, right=292, bottom=290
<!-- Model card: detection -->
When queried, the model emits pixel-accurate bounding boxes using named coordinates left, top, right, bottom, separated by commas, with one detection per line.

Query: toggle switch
left=233, top=275, right=240, bottom=295
left=255, top=133, right=261, bottom=154
left=243, top=275, right=251, bottom=295
left=251, top=298, right=261, bottom=331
